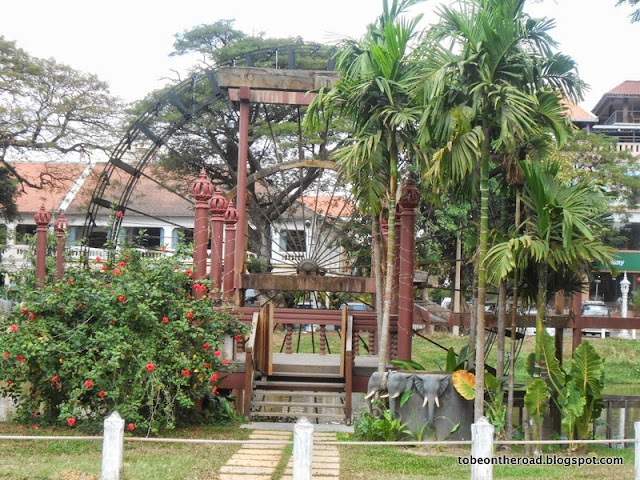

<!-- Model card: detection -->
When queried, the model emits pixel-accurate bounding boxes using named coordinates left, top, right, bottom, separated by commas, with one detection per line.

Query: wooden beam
left=228, top=88, right=316, bottom=105
left=217, top=67, right=339, bottom=92
left=241, top=273, right=376, bottom=293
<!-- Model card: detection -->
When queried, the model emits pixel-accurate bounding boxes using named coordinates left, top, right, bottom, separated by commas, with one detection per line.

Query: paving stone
left=220, top=465, right=274, bottom=475
left=232, top=452, right=283, bottom=460
left=239, top=443, right=286, bottom=450
left=219, top=475, right=272, bottom=480
left=226, top=458, right=280, bottom=468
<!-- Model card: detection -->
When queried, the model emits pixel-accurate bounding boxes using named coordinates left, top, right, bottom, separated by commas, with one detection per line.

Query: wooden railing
left=344, top=311, right=354, bottom=424
left=242, top=310, right=260, bottom=417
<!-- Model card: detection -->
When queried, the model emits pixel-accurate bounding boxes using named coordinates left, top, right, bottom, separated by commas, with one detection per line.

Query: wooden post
left=33, top=204, right=51, bottom=288
left=293, top=417, right=313, bottom=480
left=101, top=411, right=125, bottom=480
left=209, top=187, right=228, bottom=298
left=223, top=203, right=238, bottom=301
left=471, top=416, right=494, bottom=480
left=397, top=181, right=419, bottom=361
left=54, top=211, right=69, bottom=281
left=190, top=169, right=214, bottom=298
left=234, top=86, right=251, bottom=298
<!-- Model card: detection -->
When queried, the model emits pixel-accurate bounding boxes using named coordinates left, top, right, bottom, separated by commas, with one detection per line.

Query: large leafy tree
left=617, top=0, right=640, bottom=21
left=0, top=37, right=121, bottom=219
left=306, top=0, right=427, bottom=370
left=415, top=0, right=583, bottom=419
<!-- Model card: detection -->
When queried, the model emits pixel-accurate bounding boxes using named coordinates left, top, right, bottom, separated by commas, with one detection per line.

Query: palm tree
left=306, top=0, right=427, bottom=372
left=486, top=160, right=614, bottom=377
left=414, top=0, right=583, bottom=419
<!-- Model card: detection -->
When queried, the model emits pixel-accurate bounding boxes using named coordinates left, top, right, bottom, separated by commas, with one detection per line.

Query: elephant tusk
left=391, top=393, right=400, bottom=399
left=423, top=396, right=428, bottom=407
left=365, top=391, right=377, bottom=400
left=435, top=396, right=440, bottom=408
left=380, top=394, right=389, bottom=398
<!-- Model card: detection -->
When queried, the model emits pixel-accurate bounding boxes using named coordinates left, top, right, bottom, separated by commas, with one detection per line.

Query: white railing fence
left=0, top=416, right=638, bottom=480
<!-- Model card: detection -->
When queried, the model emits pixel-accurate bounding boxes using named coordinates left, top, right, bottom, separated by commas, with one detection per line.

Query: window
left=280, top=229, right=306, bottom=253
left=15, top=224, right=37, bottom=243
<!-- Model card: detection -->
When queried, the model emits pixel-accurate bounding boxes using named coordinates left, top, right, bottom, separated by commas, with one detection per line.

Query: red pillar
left=235, top=86, right=251, bottom=298
left=34, top=204, right=51, bottom=288
left=223, top=203, right=238, bottom=303
left=209, top=187, right=228, bottom=298
left=397, top=181, right=420, bottom=361
left=190, top=169, right=214, bottom=298
left=54, top=211, right=70, bottom=281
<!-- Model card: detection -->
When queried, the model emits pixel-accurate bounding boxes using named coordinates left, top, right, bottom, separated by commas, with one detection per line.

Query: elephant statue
left=365, top=371, right=389, bottom=411
left=385, top=371, right=418, bottom=419
left=414, top=374, right=450, bottom=426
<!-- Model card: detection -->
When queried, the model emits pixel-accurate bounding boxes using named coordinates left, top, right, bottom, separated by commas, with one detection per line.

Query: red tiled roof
left=299, top=196, right=353, bottom=218
left=606, top=80, right=640, bottom=96
left=561, top=99, right=597, bottom=123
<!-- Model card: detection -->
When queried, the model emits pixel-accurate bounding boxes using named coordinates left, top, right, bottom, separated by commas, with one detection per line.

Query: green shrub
left=0, top=244, right=246, bottom=434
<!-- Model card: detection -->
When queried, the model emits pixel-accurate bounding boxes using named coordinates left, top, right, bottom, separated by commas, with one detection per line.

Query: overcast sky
left=1, top=0, right=638, bottom=110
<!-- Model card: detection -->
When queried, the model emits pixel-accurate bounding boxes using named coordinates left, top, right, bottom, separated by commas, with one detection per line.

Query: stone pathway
left=219, top=429, right=290, bottom=480
left=218, top=428, right=340, bottom=480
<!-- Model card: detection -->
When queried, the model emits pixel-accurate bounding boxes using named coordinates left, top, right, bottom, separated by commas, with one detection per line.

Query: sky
left=1, top=0, right=638, bottom=111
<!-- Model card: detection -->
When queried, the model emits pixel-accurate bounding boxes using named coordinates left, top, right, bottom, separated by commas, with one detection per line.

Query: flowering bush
left=0, top=244, right=246, bottom=434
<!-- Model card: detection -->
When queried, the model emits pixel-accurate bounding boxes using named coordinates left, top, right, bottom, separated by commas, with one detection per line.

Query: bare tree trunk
left=496, top=282, right=507, bottom=378
left=378, top=200, right=397, bottom=373
left=372, top=216, right=384, bottom=334
left=506, top=189, right=521, bottom=440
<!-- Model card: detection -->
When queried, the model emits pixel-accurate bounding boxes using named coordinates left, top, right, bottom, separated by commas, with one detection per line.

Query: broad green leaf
left=452, top=370, right=475, bottom=400
left=524, top=378, right=550, bottom=424
left=570, top=341, right=604, bottom=398
left=445, top=347, right=457, bottom=372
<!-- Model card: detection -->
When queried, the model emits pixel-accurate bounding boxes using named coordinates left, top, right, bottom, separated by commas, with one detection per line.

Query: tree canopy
left=0, top=37, right=121, bottom=219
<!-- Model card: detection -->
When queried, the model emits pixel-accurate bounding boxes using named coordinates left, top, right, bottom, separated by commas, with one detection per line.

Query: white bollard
left=101, top=411, right=125, bottom=480
left=471, top=416, right=494, bottom=480
left=292, top=417, right=314, bottom=480
left=635, top=422, right=640, bottom=480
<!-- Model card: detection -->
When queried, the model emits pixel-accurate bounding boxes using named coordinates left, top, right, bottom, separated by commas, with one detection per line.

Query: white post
left=620, top=273, right=631, bottom=339
left=293, top=417, right=313, bottom=480
left=101, top=411, right=125, bottom=480
left=618, top=406, right=627, bottom=449
left=635, top=422, right=640, bottom=480
left=471, top=416, right=494, bottom=480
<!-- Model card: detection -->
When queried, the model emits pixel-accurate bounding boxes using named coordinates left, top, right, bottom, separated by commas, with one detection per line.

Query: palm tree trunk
left=474, top=139, right=490, bottom=421
left=372, top=216, right=384, bottom=335
left=506, top=190, right=521, bottom=440
left=496, top=282, right=507, bottom=377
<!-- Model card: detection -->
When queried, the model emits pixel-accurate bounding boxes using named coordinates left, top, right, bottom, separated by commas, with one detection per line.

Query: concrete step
left=252, top=400, right=344, bottom=409
left=253, top=389, right=345, bottom=398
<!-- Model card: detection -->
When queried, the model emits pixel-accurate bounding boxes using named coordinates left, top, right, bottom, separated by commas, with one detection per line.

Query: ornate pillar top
left=210, top=186, right=229, bottom=215
left=190, top=168, right=215, bottom=202
left=34, top=204, right=51, bottom=226
left=399, top=180, right=420, bottom=210
left=224, top=202, right=239, bottom=225
left=54, top=210, right=70, bottom=232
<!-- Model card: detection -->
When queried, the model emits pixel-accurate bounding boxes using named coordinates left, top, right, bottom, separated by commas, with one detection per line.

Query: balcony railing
left=603, top=110, right=640, bottom=125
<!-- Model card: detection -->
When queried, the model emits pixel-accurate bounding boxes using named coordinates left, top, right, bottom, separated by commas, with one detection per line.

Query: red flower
left=67, top=278, right=73, bottom=285
left=119, top=261, right=126, bottom=267
left=113, top=267, right=121, bottom=276
left=28, top=312, right=35, bottom=319
left=98, top=390, right=106, bottom=398
left=185, top=269, right=193, bottom=276
left=235, top=334, right=243, bottom=341
left=20, top=307, right=27, bottom=315
left=127, top=423, right=135, bottom=432
left=116, top=210, right=124, bottom=218
left=202, top=343, right=210, bottom=350
left=67, top=417, right=76, bottom=427
left=181, top=369, right=190, bottom=377
left=6, top=380, right=12, bottom=385
left=162, top=316, right=169, bottom=324
left=17, top=355, right=24, bottom=362
left=51, top=375, right=59, bottom=383
left=145, top=363, right=155, bottom=372
left=84, top=380, right=94, bottom=389
left=213, top=350, right=221, bottom=357
left=101, top=264, right=109, bottom=272
left=3, top=352, right=9, bottom=359
left=186, top=311, right=194, bottom=320
left=210, top=373, right=218, bottom=382
left=118, top=295, right=126, bottom=303
left=124, top=254, right=131, bottom=260
left=161, top=245, right=166, bottom=252
left=203, top=363, right=210, bottom=369
left=222, top=359, right=228, bottom=365
left=211, top=387, right=218, bottom=394
left=10, top=324, right=18, bottom=332
left=95, top=256, right=102, bottom=263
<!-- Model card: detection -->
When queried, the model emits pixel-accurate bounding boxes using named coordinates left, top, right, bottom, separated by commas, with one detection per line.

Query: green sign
left=598, top=250, right=640, bottom=272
